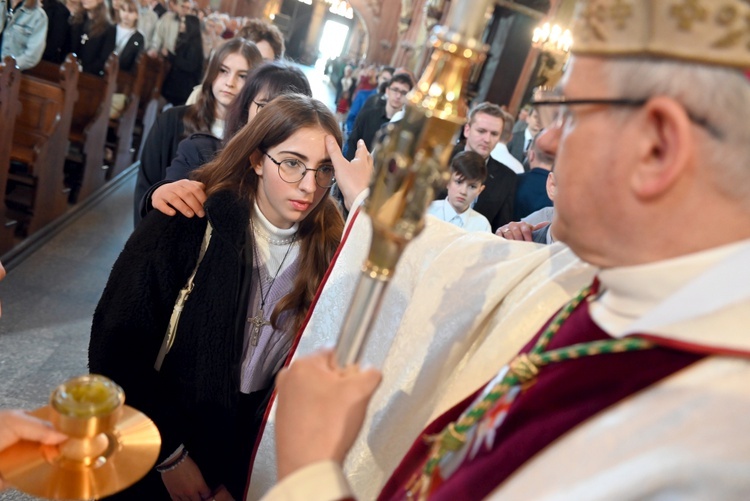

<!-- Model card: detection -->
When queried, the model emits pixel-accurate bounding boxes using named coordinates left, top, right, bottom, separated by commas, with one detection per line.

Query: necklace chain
left=247, top=219, right=297, bottom=346
left=408, top=284, right=656, bottom=500
left=252, top=215, right=297, bottom=245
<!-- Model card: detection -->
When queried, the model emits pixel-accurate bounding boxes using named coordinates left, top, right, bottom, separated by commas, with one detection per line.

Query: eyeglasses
left=388, top=87, right=409, bottom=97
left=263, top=152, right=335, bottom=189
left=253, top=100, right=267, bottom=111
left=531, top=97, right=722, bottom=140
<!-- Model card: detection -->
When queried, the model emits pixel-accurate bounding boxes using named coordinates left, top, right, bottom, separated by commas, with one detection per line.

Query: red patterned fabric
left=379, top=297, right=704, bottom=501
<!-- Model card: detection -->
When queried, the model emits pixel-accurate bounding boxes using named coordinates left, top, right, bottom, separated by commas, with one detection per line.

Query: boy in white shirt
left=427, top=151, right=492, bottom=233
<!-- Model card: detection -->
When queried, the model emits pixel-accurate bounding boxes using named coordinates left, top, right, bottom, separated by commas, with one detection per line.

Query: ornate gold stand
left=335, top=0, right=491, bottom=367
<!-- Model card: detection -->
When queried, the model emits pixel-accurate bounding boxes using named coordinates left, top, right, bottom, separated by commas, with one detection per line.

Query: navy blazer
left=118, top=30, right=145, bottom=73
left=513, top=167, right=553, bottom=220
left=474, top=156, right=518, bottom=232
left=70, top=21, right=116, bottom=75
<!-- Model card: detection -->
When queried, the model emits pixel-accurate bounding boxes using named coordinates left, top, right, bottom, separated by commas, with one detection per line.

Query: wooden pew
left=70, top=53, right=119, bottom=202
left=134, top=55, right=167, bottom=160
left=8, top=55, right=79, bottom=235
left=107, top=53, right=148, bottom=178
left=0, top=57, right=21, bottom=252
left=27, top=53, right=119, bottom=203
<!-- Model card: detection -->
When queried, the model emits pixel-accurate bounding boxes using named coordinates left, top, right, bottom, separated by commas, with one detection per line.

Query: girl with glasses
left=90, top=94, right=368, bottom=500
left=139, top=61, right=312, bottom=219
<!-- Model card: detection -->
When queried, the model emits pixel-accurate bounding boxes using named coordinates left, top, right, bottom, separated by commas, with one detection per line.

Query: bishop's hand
left=326, top=136, right=373, bottom=211
left=274, top=350, right=382, bottom=480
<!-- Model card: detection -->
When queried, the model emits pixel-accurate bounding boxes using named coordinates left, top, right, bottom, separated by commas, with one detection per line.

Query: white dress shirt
left=490, top=142, right=525, bottom=174
left=427, top=199, right=491, bottom=233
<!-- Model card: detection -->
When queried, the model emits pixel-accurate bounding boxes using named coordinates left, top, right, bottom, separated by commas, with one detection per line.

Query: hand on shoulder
left=152, top=180, right=207, bottom=218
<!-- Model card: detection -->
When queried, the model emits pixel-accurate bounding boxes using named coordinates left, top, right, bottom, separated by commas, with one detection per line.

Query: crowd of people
left=1, top=0, right=749, bottom=500
left=324, top=58, right=557, bottom=237
left=0, top=0, right=284, bottom=101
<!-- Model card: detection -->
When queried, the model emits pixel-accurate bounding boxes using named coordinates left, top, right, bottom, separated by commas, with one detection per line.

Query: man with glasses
left=344, top=74, right=413, bottom=161
left=345, top=65, right=395, bottom=136
left=254, top=0, right=750, bottom=499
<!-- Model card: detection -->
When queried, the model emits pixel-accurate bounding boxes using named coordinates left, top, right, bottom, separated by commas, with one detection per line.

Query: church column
left=507, top=0, right=564, bottom=114
left=472, top=0, right=559, bottom=111
left=304, top=0, right=328, bottom=60
left=391, top=0, right=429, bottom=70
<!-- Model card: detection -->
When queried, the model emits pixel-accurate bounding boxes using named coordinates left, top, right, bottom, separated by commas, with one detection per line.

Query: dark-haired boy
left=427, top=151, right=491, bottom=233
left=344, top=73, right=413, bottom=160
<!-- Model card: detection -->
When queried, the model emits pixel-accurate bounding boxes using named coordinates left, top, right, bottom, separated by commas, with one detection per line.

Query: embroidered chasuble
left=379, top=295, right=704, bottom=501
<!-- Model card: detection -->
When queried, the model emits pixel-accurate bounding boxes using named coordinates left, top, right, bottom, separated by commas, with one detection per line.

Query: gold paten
left=0, top=375, right=160, bottom=500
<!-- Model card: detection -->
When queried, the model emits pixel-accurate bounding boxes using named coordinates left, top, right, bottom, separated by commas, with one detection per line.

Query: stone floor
left=0, top=65, right=335, bottom=500
left=0, top=173, right=136, bottom=501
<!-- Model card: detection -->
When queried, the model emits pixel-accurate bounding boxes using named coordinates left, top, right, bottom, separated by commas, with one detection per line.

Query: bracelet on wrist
left=156, top=448, right=189, bottom=473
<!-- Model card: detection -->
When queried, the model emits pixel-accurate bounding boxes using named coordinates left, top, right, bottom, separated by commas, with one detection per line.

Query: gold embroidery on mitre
left=716, top=5, right=738, bottom=26
left=712, top=10, right=750, bottom=49
left=670, top=0, right=708, bottom=31
left=571, top=0, right=750, bottom=69
left=611, top=0, right=634, bottom=29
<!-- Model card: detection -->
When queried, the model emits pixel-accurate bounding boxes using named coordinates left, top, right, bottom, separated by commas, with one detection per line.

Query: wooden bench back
left=10, top=55, right=79, bottom=233
left=0, top=56, right=21, bottom=253
left=138, top=55, right=167, bottom=115
left=16, top=79, right=64, bottom=142
left=70, top=53, right=119, bottom=137
left=0, top=56, right=21, bottom=165
left=134, top=55, right=168, bottom=159
left=23, top=58, right=63, bottom=81
left=14, top=56, right=79, bottom=165
left=108, top=53, right=151, bottom=177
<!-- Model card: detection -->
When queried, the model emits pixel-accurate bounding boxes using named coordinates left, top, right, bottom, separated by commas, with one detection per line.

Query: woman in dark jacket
left=161, top=14, right=203, bottom=106
left=69, top=0, right=115, bottom=75
left=133, top=37, right=261, bottom=224
left=114, top=0, right=144, bottom=73
left=90, top=94, right=351, bottom=500
left=42, top=0, right=72, bottom=64
left=141, top=61, right=312, bottom=217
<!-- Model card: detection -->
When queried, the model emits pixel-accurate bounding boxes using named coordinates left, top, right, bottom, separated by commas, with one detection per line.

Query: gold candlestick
left=334, top=3, right=490, bottom=366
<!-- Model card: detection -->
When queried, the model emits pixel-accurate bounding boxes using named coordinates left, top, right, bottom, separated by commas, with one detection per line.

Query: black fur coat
left=89, top=190, right=256, bottom=492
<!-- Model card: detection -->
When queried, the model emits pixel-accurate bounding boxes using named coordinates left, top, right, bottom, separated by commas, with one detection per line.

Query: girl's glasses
left=263, top=152, right=335, bottom=189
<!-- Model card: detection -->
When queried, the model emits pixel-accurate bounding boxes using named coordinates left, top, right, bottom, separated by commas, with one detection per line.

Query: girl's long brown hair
left=193, top=94, right=345, bottom=333
left=70, top=0, right=111, bottom=39
left=183, top=38, right=263, bottom=136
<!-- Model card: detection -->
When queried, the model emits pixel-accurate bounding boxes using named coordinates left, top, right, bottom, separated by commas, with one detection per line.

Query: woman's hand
left=212, top=485, right=235, bottom=501
left=152, top=180, right=207, bottom=218
left=325, top=136, right=373, bottom=211
left=160, top=455, right=212, bottom=501
left=0, top=410, right=68, bottom=490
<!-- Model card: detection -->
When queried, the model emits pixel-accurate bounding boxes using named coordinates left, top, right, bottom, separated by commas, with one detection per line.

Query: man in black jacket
left=455, top=102, right=517, bottom=232
left=344, top=73, right=413, bottom=160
